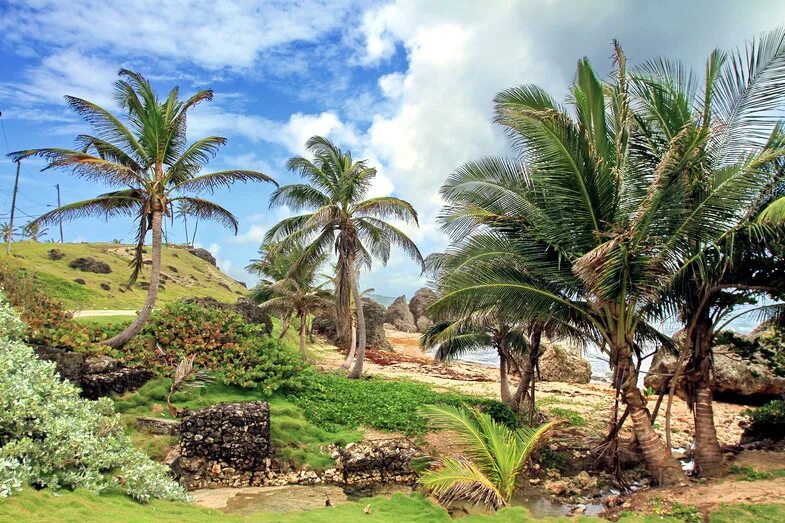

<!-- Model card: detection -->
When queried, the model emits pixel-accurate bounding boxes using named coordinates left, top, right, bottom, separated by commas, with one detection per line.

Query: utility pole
left=6, top=160, right=20, bottom=254
left=55, top=183, right=64, bottom=243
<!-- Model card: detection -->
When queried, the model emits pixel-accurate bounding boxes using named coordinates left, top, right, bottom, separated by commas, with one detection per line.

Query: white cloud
left=0, top=0, right=359, bottom=70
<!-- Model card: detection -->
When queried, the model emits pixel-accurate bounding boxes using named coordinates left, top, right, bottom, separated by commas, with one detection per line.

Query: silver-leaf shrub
left=0, top=292, right=188, bottom=502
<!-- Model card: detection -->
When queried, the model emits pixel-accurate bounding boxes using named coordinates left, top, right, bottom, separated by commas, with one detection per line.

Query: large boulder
left=538, top=344, right=592, bottom=384
left=68, top=257, right=111, bottom=274
left=384, top=295, right=417, bottom=332
left=408, top=287, right=437, bottom=332
left=644, top=344, right=785, bottom=403
left=312, top=299, right=390, bottom=349
left=187, top=247, right=217, bottom=266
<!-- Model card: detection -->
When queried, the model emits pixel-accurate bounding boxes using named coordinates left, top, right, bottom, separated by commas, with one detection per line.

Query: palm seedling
left=419, top=405, right=555, bottom=509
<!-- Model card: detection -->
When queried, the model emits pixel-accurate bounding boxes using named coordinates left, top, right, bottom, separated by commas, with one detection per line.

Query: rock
left=187, top=247, right=216, bottom=266
left=545, top=480, right=568, bottom=496
left=384, top=295, right=416, bottom=332
left=47, top=248, right=65, bottom=260
left=136, top=416, right=181, bottom=435
left=572, top=471, right=598, bottom=490
left=408, top=287, right=437, bottom=330
left=539, top=344, right=592, bottom=384
left=313, top=299, right=390, bottom=349
left=99, top=282, right=111, bottom=291
left=68, top=257, right=111, bottom=274
left=79, top=368, right=154, bottom=399
left=83, top=354, right=119, bottom=374
left=73, top=278, right=86, bottom=285
left=416, top=316, right=433, bottom=333
left=644, top=343, right=785, bottom=403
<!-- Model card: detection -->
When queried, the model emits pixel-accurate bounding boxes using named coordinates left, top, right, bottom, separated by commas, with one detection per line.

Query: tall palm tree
left=251, top=243, right=332, bottom=359
left=266, top=136, right=424, bottom=378
left=430, top=42, right=779, bottom=484
left=629, top=29, right=785, bottom=476
left=9, top=70, right=276, bottom=347
left=419, top=405, right=555, bottom=509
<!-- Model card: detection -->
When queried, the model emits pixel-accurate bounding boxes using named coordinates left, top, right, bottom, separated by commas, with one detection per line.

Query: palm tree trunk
left=299, top=311, right=308, bottom=361
left=278, top=313, right=292, bottom=340
left=335, top=256, right=353, bottom=352
left=340, top=317, right=356, bottom=369
left=347, top=268, right=366, bottom=379
left=190, top=218, right=198, bottom=247
left=104, top=207, right=163, bottom=348
left=499, top=349, right=512, bottom=404
left=512, top=326, right=542, bottom=421
left=615, top=346, right=684, bottom=485
left=183, top=215, right=188, bottom=245
left=691, top=316, right=723, bottom=476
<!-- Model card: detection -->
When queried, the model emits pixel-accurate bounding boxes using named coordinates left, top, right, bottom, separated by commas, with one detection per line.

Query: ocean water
left=457, top=306, right=763, bottom=382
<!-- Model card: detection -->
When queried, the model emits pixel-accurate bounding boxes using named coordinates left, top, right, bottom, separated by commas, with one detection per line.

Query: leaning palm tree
left=421, top=317, right=529, bottom=409
left=629, top=29, right=785, bottom=476
left=9, top=70, right=276, bottom=347
left=266, top=136, right=423, bottom=378
left=431, top=42, right=779, bottom=484
left=419, top=405, right=555, bottom=510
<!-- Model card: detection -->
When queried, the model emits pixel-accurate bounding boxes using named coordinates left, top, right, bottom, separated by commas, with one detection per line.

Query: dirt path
left=70, top=310, right=138, bottom=317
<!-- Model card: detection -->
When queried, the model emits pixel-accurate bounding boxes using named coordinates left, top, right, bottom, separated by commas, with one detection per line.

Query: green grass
left=0, top=489, right=592, bottom=522
left=75, top=315, right=134, bottom=327
left=728, top=465, right=785, bottom=481
left=709, top=503, right=785, bottom=522
left=114, top=379, right=362, bottom=469
left=546, top=407, right=587, bottom=427
left=0, top=241, right=246, bottom=309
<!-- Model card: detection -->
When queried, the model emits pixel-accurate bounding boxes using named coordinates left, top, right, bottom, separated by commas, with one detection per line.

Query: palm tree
left=175, top=201, right=191, bottom=246
left=421, top=317, right=529, bottom=408
left=266, top=136, right=423, bottom=378
left=251, top=243, right=332, bottom=360
left=430, top=42, right=779, bottom=484
left=629, top=29, right=785, bottom=476
left=9, top=70, right=276, bottom=347
left=419, top=405, right=555, bottom=509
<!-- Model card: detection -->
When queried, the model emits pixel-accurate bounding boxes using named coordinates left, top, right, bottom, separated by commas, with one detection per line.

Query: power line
left=0, top=111, right=10, bottom=154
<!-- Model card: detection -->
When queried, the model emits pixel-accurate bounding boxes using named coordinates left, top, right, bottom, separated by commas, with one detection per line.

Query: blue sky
left=1, top=0, right=784, bottom=297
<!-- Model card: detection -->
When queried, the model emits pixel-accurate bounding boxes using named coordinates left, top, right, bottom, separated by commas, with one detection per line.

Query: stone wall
left=168, top=402, right=418, bottom=490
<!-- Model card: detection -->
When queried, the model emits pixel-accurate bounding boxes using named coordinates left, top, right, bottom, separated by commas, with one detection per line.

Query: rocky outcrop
left=68, top=257, right=111, bottom=274
left=408, top=287, right=437, bottom=332
left=33, top=346, right=152, bottom=400
left=538, top=344, right=592, bottom=384
left=47, top=248, right=65, bottom=260
left=330, top=439, right=419, bottom=487
left=312, top=299, right=390, bottom=349
left=643, top=344, right=785, bottom=403
left=384, top=295, right=417, bottom=332
left=362, top=298, right=391, bottom=349
left=187, top=247, right=217, bottom=266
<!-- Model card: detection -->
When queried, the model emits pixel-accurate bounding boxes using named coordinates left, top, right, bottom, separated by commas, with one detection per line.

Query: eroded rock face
left=384, top=295, right=417, bottom=332
left=538, top=344, right=592, bottom=384
left=68, top=257, right=111, bottom=274
left=408, top=288, right=437, bottom=332
left=180, top=402, right=271, bottom=472
left=187, top=247, right=217, bottom=266
left=644, top=344, right=785, bottom=403
left=312, top=299, right=390, bottom=349
left=33, top=346, right=152, bottom=400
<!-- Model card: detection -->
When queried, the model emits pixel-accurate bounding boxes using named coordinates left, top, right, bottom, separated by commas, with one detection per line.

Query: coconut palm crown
left=9, top=69, right=277, bottom=347
left=265, top=136, right=424, bottom=378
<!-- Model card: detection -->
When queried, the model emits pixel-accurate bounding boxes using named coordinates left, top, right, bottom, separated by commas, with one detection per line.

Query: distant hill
left=0, top=241, right=247, bottom=310
left=367, top=293, right=396, bottom=307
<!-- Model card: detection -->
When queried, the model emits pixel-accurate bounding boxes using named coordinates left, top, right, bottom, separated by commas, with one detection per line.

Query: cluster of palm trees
left=424, top=30, right=785, bottom=485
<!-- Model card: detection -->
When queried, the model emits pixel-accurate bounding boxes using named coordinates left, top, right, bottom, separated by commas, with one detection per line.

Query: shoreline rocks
left=384, top=296, right=417, bottom=333
left=539, top=344, right=592, bottom=384
left=409, top=288, right=437, bottom=333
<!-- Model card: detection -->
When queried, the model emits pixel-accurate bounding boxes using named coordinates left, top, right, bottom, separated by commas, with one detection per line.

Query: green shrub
left=0, top=292, right=187, bottom=502
left=116, top=302, right=303, bottom=393
left=745, top=400, right=785, bottom=435
left=288, top=370, right=518, bottom=434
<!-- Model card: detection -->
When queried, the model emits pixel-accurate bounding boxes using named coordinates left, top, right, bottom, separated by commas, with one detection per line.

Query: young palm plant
left=250, top=243, right=332, bottom=359
left=9, top=70, right=276, bottom=347
left=419, top=405, right=555, bottom=510
left=266, top=136, right=423, bottom=377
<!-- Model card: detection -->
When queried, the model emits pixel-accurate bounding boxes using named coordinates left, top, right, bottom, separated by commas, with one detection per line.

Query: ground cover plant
left=0, top=292, right=187, bottom=502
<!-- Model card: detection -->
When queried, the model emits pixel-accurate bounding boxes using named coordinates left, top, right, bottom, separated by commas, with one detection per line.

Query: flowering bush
left=117, top=302, right=303, bottom=392
left=0, top=292, right=188, bottom=502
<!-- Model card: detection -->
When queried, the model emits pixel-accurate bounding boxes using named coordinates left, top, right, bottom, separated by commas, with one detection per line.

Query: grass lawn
left=75, top=315, right=135, bottom=327
left=0, top=241, right=246, bottom=309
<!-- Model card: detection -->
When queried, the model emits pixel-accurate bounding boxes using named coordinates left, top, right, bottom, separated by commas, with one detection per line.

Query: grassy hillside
left=0, top=241, right=248, bottom=310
